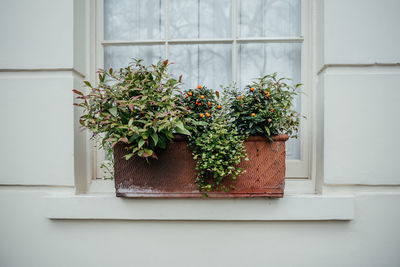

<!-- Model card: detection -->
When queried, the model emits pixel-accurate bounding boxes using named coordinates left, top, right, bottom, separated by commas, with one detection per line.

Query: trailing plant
left=227, top=73, right=302, bottom=140
left=73, top=59, right=190, bottom=160
left=179, top=86, right=248, bottom=193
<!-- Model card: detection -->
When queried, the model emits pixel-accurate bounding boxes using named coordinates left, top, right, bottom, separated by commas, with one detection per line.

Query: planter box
left=114, top=134, right=289, bottom=198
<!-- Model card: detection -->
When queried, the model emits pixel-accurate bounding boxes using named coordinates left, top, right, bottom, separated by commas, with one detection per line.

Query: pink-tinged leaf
left=72, top=89, right=84, bottom=96
left=151, top=153, right=158, bottom=160
left=131, top=95, right=143, bottom=100
left=163, top=59, right=168, bottom=66
left=120, top=137, right=129, bottom=144
left=178, top=75, right=182, bottom=82
left=129, top=105, right=134, bottom=112
left=142, top=152, right=150, bottom=158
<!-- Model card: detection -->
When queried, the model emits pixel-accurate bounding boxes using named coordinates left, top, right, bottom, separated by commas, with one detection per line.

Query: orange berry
left=250, top=87, right=254, bottom=91
left=201, top=95, right=205, bottom=99
left=185, top=94, right=189, bottom=98
left=197, top=85, right=202, bottom=89
left=271, top=109, right=274, bottom=112
left=251, top=113, right=256, bottom=117
left=198, top=102, right=202, bottom=106
left=238, top=96, right=242, bottom=100
left=267, top=118, right=272, bottom=123
left=188, top=92, right=192, bottom=96
left=217, top=105, right=221, bottom=109
left=186, top=111, right=189, bottom=114
left=200, top=113, right=204, bottom=118
left=205, top=113, right=210, bottom=117
left=186, top=107, right=189, bottom=110
left=207, top=102, right=211, bottom=106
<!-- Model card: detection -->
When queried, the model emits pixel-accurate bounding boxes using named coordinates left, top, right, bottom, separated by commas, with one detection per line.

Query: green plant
left=228, top=73, right=302, bottom=140
left=179, top=86, right=248, bottom=193
left=74, top=58, right=301, bottom=194
left=73, top=59, right=190, bottom=160
left=99, top=141, right=114, bottom=180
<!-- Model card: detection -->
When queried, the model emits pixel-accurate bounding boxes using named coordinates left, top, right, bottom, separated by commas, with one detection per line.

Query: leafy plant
left=73, top=59, right=190, bottom=160
left=179, top=86, right=248, bottom=193
left=74, top=58, right=302, bottom=194
left=227, top=73, right=302, bottom=140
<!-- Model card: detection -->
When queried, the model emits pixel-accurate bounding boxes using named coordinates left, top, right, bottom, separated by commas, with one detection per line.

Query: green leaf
left=128, top=134, right=140, bottom=143
left=138, top=139, right=145, bottom=148
left=175, top=120, right=185, bottom=131
left=124, top=154, right=134, bottom=160
left=144, top=149, right=153, bottom=156
left=158, top=135, right=167, bottom=149
left=150, top=132, right=158, bottom=146
left=175, top=120, right=191, bottom=135
left=175, top=126, right=191, bottom=135
left=84, top=81, right=92, bottom=87
left=264, top=126, right=271, bottom=136
left=109, top=107, right=118, bottom=117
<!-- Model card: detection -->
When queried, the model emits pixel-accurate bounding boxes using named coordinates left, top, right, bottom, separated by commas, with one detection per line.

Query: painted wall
left=1, top=0, right=400, bottom=266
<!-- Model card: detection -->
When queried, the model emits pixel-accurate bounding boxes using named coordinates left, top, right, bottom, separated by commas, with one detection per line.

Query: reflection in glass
left=239, top=42, right=302, bottom=159
left=170, top=0, right=232, bottom=39
left=239, top=0, right=301, bottom=38
left=169, top=44, right=232, bottom=90
left=104, top=45, right=164, bottom=71
left=104, top=0, right=164, bottom=40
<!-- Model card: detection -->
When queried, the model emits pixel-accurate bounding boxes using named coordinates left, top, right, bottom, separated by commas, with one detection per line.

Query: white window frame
left=88, top=0, right=316, bottom=194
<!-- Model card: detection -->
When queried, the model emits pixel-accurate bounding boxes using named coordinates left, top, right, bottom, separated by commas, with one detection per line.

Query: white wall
left=324, top=0, right=400, bottom=64
left=0, top=0, right=400, bottom=266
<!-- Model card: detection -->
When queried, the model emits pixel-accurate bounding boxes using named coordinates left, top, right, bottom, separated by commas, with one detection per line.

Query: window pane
left=239, top=0, right=301, bottom=38
left=169, top=44, right=232, bottom=90
left=239, top=42, right=301, bottom=159
left=104, top=0, right=164, bottom=40
left=170, top=0, right=232, bottom=39
left=104, top=45, right=164, bottom=70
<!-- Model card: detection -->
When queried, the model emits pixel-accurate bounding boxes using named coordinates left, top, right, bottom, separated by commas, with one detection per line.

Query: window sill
left=44, top=194, right=354, bottom=221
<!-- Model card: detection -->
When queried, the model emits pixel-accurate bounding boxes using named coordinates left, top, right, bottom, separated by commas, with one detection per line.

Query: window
left=93, top=0, right=312, bottom=182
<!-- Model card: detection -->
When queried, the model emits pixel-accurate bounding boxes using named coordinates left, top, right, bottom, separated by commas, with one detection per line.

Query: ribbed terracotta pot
left=114, top=134, right=289, bottom=198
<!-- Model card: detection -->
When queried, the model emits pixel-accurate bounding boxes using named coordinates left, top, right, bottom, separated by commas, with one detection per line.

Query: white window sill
left=44, top=194, right=355, bottom=221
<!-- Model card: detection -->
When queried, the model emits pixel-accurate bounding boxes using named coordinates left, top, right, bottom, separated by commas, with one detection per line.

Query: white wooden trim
left=45, top=194, right=355, bottom=221
left=101, top=37, right=304, bottom=46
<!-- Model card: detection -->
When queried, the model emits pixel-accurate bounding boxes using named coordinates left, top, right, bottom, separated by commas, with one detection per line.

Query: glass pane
left=239, top=0, right=301, bottom=38
left=104, top=45, right=164, bottom=70
left=170, top=0, right=232, bottom=39
left=239, top=42, right=301, bottom=159
left=104, top=0, right=164, bottom=40
left=169, top=44, right=232, bottom=90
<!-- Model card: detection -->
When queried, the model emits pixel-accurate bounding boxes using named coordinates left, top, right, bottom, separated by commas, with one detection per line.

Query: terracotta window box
left=114, top=134, right=289, bottom=198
